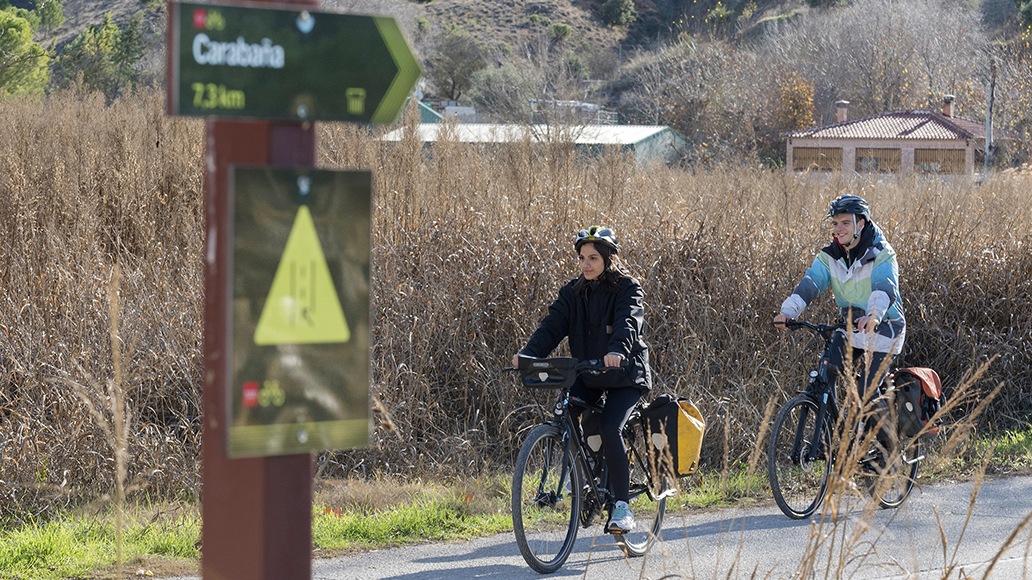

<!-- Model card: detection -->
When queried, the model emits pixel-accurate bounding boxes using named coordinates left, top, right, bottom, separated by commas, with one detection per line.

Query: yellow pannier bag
left=641, top=395, right=706, bottom=477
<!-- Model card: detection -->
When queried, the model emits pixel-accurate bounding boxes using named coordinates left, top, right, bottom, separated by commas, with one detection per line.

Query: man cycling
left=773, top=193, right=905, bottom=465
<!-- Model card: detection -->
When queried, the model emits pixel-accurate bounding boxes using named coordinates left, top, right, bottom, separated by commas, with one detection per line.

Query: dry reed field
left=2, top=90, right=1030, bottom=524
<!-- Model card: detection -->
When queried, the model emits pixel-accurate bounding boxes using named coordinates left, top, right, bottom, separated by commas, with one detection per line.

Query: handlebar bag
left=641, top=395, right=706, bottom=477
left=893, top=367, right=942, bottom=438
left=518, top=357, right=578, bottom=389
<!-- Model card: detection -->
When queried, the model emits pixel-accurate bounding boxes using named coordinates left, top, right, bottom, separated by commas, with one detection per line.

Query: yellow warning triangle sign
left=254, top=205, right=351, bottom=345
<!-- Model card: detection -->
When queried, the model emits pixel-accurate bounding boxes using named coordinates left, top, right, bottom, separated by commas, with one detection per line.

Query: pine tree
left=0, top=7, right=50, bottom=96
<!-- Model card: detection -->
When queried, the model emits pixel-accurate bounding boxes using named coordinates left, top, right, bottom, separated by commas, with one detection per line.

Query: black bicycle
left=767, top=319, right=923, bottom=519
left=508, top=356, right=672, bottom=573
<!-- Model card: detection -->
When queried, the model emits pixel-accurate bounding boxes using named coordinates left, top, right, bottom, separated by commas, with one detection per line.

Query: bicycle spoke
left=512, top=425, right=581, bottom=574
left=615, top=422, right=667, bottom=557
left=769, top=396, right=831, bottom=519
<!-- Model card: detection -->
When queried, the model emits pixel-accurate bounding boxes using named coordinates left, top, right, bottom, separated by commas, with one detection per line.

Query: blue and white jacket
left=780, top=222, right=905, bottom=354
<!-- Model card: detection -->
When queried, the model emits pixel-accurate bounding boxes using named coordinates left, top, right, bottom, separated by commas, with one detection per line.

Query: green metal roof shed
left=417, top=101, right=444, bottom=124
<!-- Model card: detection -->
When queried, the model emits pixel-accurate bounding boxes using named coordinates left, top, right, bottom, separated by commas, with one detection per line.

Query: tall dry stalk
left=1, top=88, right=203, bottom=523
left=51, top=262, right=132, bottom=573
left=1, top=87, right=1030, bottom=520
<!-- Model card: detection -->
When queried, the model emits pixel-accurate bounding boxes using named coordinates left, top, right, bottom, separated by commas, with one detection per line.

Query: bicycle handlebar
left=504, top=355, right=629, bottom=372
left=576, top=359, right=629, bottom=372
left=506, top=355, right=628, bottom=389
left=776, top=318, right=851, bottom=342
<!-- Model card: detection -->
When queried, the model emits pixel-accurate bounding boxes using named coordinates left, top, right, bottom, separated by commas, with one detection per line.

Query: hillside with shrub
left=2, top=0, right=1030, bottom=167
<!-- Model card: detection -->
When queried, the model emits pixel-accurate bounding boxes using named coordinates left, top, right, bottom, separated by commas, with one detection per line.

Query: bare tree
left=762, top=0, right=986, bottom=120
left=468, top=32, right=591, bottom=124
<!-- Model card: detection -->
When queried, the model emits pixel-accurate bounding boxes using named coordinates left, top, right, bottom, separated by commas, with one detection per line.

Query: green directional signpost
left=166, top=1, right=419, bottom=578
left=168, top=1, right=421, bottom=122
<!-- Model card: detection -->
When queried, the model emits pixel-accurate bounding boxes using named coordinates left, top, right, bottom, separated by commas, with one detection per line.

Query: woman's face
left=578, top=243, right=605, bottom=280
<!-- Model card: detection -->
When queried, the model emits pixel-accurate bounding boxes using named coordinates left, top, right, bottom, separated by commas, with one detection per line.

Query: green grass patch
left=6, top=429, right=1032, bottom=579
left=984, top=425, right=1032, bottom=460
left=313, top=474, right=513, bottom=552
left=0, top=509, right=199, bottom=580
left=971, top=423, right=1032, bottom=472
left=670, top=469, right=769, bottom=511
left=313, top=497, right=511, bottom=552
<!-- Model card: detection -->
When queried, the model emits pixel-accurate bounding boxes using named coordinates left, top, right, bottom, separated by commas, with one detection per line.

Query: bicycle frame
left=559, top=389, right=665, bottom=516
left=790, top=322, right=847, bottom=466
left=550, top=389, right=611, bottom=521
left=528, top=376, right=661, bottom=526
left=510, top=355, right=671, bottom=569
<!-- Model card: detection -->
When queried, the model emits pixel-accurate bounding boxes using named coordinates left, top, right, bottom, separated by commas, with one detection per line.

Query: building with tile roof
left=785, top=97, right=993, bottom=177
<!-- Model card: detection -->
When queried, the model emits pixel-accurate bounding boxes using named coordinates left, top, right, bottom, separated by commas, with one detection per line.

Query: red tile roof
left=786, top=110, right=986, bottom=140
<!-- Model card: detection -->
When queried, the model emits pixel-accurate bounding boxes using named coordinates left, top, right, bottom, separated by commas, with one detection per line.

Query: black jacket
left=520, top=274, right=651, bottom=391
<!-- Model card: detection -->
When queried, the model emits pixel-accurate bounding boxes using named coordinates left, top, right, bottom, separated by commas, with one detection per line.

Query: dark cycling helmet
left=575, top=226, right=619, bottom=254
left=826, top=194, right=871, bottom=222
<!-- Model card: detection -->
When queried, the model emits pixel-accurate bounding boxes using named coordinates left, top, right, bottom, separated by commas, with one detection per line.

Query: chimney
left=942, top=94, right=955, bottom=118
left=835, top=100, right=850, bottom=123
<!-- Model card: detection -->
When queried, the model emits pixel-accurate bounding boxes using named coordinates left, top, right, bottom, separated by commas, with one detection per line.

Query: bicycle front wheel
left=873, top=436, right=921, bottom=509
left=512, top=424, right=582, bottom=574
left=615, top=419, right=668, bottom=557
left=768, top=395, right=832, bottom=519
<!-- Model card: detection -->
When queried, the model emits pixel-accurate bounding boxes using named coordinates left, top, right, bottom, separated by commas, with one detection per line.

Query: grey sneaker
left=607, top=501, right=635, bottom=532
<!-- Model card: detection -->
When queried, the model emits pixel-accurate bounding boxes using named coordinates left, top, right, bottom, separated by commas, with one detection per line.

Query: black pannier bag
left=893, top=367, right=943, bottom=438
left=640, top=394, right=705, bottom=477
left=580, top=407, right=603, bottom=456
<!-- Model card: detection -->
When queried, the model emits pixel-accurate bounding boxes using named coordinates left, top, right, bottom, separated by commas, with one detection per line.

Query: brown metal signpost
left=201, top=120, right=316, bottom=580
left=165, top=1, right=419, bottom=578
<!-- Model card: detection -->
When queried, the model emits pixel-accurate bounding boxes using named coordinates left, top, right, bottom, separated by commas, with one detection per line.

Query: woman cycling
left=512, top=226, right=651, bottom=532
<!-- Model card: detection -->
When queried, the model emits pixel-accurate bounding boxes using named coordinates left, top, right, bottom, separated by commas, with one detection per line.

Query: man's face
left=830, top=213, right=864, bottom=249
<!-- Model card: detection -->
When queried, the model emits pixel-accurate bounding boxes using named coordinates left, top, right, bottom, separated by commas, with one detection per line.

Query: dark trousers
left=827, top=332, right=895, bottom=450
left=569, top=383, right=641, bottom=502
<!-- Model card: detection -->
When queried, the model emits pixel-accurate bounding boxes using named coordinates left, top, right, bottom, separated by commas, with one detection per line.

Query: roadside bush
left=603, top=0, right=637, bottom=26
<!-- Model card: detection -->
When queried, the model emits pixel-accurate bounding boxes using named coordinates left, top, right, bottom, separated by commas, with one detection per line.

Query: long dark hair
left=572, top=242, right=629, bottom=295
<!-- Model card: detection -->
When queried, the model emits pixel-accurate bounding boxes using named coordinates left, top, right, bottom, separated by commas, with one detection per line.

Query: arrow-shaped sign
left=167, top=1, right=421, bottom=123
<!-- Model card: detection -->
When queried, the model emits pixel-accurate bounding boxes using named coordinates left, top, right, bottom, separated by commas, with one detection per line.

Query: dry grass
left=2, top=92, right=1030, bottom=524
left=0, top=87, right=204, bottom=524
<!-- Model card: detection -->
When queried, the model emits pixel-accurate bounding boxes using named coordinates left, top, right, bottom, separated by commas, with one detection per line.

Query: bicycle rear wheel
left=614, top=419, right=668, bottom=557
left=512, top=424, right=582, bottom=573
left=768, top=395, right=832, bottom=519
left=872, top=437, right=921, bottom=509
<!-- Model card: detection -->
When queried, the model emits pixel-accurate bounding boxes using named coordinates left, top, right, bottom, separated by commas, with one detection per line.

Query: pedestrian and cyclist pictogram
left=253, top=205, right=351, bottom=346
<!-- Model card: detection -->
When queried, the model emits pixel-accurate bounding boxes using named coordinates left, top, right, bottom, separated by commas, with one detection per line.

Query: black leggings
left=827, top=332, right=895, bottom=448
left=569, top=384, right=641, bottom=503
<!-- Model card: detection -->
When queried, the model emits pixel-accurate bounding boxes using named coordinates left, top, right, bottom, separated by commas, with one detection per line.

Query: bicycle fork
left=792, top=388, right=832, bottom=465
left=796, top=356, right=838, bottom=465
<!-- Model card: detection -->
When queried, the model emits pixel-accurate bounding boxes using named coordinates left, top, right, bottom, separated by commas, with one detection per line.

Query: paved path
left=312, top=476, right=1032, bottom=580
left=166, top=476, right=1032, bottom=579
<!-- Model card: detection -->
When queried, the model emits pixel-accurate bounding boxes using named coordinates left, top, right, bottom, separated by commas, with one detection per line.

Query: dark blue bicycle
left=767, top=319, right=922, bottom=519
left=508, top=356, right=672, bottom=573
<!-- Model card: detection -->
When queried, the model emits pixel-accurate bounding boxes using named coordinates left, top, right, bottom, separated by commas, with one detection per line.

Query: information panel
left=229, top=166, right=370, bottom=457
left=168, top=0, right=420, bottom=122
